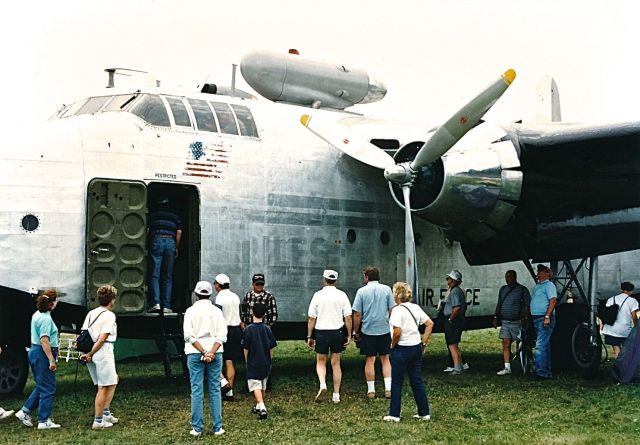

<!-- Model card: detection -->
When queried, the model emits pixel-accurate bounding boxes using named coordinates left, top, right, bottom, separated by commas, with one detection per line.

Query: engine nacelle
left=240, top=50, right=386, bottom=110
left=389, top=123, right=523, bottom=242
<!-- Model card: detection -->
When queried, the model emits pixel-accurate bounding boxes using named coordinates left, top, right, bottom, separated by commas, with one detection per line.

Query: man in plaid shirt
left=241, top=273, right=278, bottom=328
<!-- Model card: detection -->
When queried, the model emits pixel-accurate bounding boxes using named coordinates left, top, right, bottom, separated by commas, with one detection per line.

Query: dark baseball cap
left=252, top=273, right=265, bottom=284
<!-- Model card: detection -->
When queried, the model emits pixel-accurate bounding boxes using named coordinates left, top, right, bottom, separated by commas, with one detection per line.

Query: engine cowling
left=389, top=123, right=523, bottom=242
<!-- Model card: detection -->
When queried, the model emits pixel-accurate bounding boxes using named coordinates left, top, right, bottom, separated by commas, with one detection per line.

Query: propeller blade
left=410, top=69, right=516, bottom=170
left=300, top=114, right=396, bottom=170
left=402, top=185, right=418, bottom=299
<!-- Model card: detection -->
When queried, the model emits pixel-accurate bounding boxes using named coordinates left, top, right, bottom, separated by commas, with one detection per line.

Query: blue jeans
left=187, top=352, right=223, bottom=433
left=533, top=316, right=555, bottom=378
left=149, top=236, right=176, bottom=308
left=389, top=344, right=430, bottom=418
left=22, top=345, right=58, bottom=422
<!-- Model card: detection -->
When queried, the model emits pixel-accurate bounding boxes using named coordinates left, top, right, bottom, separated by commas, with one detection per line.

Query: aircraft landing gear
left=571, top=322, right=603, bottom=377
left=0, top=346, right=28, bottom=395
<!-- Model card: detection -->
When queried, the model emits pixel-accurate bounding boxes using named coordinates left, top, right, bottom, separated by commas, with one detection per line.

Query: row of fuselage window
left=55, top=93, right=260, bottom=138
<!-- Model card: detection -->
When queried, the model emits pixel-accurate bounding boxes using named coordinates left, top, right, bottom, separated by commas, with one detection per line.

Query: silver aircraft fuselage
left=0, top=88, right=637, bottom=332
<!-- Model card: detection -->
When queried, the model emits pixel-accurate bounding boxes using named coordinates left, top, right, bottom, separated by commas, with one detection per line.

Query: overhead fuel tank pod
left=240, top=50, right=386, bottom=110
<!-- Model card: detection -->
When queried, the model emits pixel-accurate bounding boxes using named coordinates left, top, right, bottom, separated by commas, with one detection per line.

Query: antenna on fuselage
left=231, top=64, right=237, bottom=97
left=104, top=68, right=149, bottom=88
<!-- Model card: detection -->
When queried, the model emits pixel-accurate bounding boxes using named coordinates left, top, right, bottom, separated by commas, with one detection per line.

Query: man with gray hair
left=307, top=270, right=352, bottom=404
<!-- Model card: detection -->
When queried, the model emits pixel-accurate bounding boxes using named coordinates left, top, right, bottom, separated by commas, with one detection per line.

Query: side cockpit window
left=188, top=99, right=218, bottom=133
left=76, top=96, right=112, bottom=115
left=103, top=94, right=137, bottom=112
left=231, top=104, right=259, bottom=137
left=210, top=102, right=239, bottom=135
left=130, top=94, right=170, bottom=127
left=165, top=96, right=192, bottom=127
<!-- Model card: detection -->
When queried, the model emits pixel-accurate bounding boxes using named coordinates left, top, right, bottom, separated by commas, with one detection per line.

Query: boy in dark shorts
left=242, top=303, right=277, bottom=421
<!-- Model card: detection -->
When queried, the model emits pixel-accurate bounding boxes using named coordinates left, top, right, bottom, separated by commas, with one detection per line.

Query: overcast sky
left=1, top=0, right=638, bottom=132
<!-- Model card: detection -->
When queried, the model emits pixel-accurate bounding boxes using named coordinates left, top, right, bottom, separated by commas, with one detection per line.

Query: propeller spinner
left=301, top=69, right=516, bottom=297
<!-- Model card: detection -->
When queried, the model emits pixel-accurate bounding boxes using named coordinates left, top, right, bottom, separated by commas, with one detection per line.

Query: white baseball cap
left=194, top=281, right=212, bottom=296
left=214, top=274, right=230, bottom=285
left=323, top=269, right=338, bottom=280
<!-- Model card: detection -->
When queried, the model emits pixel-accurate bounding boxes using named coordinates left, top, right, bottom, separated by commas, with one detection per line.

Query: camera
left=79, top=356, right=88, bottom=365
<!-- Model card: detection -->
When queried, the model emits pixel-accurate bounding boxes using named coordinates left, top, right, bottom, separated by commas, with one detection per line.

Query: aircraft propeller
left=301, top=69, right=516, bottom=297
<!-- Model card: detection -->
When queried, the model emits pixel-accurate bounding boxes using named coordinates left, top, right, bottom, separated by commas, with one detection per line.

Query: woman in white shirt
left=383, top=282, right=434, bottom=423
left=79, top=285, right=119, bottom=430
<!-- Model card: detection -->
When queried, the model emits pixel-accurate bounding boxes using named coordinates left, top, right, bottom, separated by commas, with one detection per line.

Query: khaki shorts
left=248, top=377, right=268, bottom=392
left=87, top=343, right=118, bottom=386
left=499, top=320, right=521, bottom=341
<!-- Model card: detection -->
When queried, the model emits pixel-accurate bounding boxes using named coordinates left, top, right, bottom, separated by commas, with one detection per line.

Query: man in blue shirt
left=148, top=196, right=182, bottom=313
left=352, top=266, right=395, bottom=399
left=530, top=264, right=557, bottom=379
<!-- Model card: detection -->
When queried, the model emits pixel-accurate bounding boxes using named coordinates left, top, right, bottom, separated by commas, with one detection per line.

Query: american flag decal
left=183, top=141, right=229, bottom=178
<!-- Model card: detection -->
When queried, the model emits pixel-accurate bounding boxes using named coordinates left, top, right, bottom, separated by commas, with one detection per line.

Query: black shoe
left=251, top=407, right=260, bottom=414
left=258, top=410, right=267, bottom=421
left=532, top=373, right=552, bottom=380
left=222, top=394, right=235, bottom=402
left=221, top=383, right=232, bottom=395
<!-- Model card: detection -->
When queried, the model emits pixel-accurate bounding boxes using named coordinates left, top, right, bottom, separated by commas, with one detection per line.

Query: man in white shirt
left=183, top=281, right=228, bottom=437
left=306, top=270, right=352, bottom=404
left=603, top=282, right=639, bottom=358
left=212, top=273, right=242, bottom=401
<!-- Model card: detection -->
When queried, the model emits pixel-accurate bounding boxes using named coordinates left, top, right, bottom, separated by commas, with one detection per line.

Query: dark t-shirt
left=242, top=322, right=277, bottom=380
left=497, top=284, right=531, bottom=321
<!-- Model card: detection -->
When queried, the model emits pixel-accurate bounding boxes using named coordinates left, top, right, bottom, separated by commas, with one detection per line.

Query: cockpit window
left=103, top=94, right=137, bottom=112
left=210, top=102, right=239, bottom=135
left=130, top=94, right=170, bottom=127
left=231, top=104, right=259, bottom=137
left=165, top=96, right=192, bottom=127
left=76, top=96, right=111, bottom=115
left=58, top=100, right=87, bottom=118
left=188, top=99, right=218, bottom=133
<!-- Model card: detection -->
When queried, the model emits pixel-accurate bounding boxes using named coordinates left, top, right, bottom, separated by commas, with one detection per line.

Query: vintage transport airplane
left=1, top=50, right=639, bottom=394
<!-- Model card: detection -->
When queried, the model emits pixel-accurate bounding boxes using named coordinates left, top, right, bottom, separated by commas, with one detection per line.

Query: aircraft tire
left=0, top=345, right=29, bottom=395
left=570, top=322, right=602, bottom=378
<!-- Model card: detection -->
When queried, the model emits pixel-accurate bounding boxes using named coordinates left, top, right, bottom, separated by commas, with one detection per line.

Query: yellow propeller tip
left=503, top=69, right=516, bottom=85
left=300, top=114, right=311, bottom=127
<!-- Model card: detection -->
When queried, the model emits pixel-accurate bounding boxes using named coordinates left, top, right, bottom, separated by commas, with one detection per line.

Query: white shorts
left=87, top=343, right=118, bottom=386
left=247, top=377, right=268, bottom=392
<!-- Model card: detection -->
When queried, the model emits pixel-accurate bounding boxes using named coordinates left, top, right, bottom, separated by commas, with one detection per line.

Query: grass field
left=1, top=329, right=639, bottom=444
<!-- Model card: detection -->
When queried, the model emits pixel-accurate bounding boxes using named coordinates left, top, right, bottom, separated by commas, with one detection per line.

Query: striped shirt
left=149, top=209, right=182, bottom=237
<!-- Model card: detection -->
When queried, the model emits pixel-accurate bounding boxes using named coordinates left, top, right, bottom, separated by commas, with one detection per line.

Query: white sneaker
left=314, top=387, right=327, bottom=403
left=189, top=429, right=202, bottom=436
left=37, top=418, right=61, bottom=429
left=213, top=428, right=225, bottom=436
left=103, top=414, right=118, bottom=423
left=497, top=368, right=512, bottom=376
left=163, top=307, right=174, bottom=314
left=0, top=409, right=15, bottom=420
left=92, top=420, right=114, bottom=429
left=413, top=414, right=431, bottom=421
left=332, top=393, right=340, bottom=404
left=15, top=410, right=33, bottom=427
left=147, top=304, right=161, bottom=313
left=445, top=363, right=469, bottom=372
left=383, top=415, right=400, bottom=422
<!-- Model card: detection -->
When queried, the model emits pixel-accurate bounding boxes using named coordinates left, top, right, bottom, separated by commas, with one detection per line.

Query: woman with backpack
left=602, top=282, right=639, bottom=358
left=79, top=285, right=119, bottom=430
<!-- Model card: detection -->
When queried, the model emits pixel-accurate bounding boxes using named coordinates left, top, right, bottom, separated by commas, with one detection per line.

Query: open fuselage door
left=86, top=179, right=147, bottom=313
